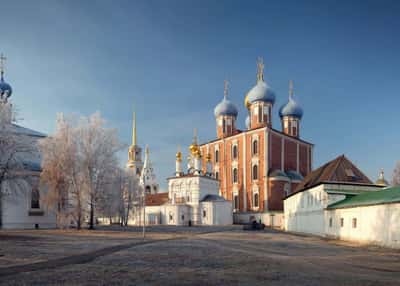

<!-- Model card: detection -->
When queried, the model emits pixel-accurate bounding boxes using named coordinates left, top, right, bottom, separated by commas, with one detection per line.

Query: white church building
left=143, top=132, right=233, bottom=226
left=0, top=55, right=55, bottom=229
left=284, top=155, right=400, bottom=248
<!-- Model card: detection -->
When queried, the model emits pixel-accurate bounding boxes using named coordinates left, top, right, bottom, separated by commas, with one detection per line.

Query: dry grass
left=0, top=226, right=400, bottom=286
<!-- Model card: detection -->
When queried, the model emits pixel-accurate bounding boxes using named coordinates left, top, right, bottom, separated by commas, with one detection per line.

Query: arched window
left=215, top=171, right=219, bottom=180
left=252, top=140, right=258, bottom=155
left=233, top=168, right=238, bottom=183
left=254, top=193, right=259, bottom=208
left=232, top=145, right=238, bottom=159
left=222, top=118, right=226, bottom=133
left=31, top=188, right=40, bottom=209
left=215, top=150, right=219, bottom=163
left=252, top=165, right=258, bottom=180
left=145, top=186, right=151, bottom=194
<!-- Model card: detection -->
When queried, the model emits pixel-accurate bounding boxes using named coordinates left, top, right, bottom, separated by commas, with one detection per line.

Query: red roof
left=145, top=193, right=169, bottom=206
left=292, top=155, right=374, bottom=195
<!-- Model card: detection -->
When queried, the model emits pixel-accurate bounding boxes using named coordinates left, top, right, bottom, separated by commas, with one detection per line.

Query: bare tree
left=122, top=169, right=140, bottom=226
left=0, top=100, right=35, bottom=228
left=392, top=161, right=400, bottom=187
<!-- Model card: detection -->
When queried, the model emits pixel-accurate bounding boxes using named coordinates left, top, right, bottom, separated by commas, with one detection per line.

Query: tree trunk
left=89, top=197, right=94, bottom=230
left=77, top=195, right=82, bottom=230
left=77, top=212, right=81, bottom=230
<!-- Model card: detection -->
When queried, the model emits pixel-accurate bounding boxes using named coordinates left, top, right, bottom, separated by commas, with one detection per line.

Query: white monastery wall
left=325, top=203, right=400, bottom=249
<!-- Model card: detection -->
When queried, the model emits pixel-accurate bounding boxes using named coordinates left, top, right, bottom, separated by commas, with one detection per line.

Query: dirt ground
left=1, top=226, right=400, bottom=286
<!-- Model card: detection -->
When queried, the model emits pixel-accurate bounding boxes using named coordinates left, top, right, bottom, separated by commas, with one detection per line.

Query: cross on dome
left=223, top=80, right=229, bottom=99
left=0, top=53, right=6, bottom=80
left=289, top=80, right=294, bottom=99
left=257, top=57, right=264, bottom=82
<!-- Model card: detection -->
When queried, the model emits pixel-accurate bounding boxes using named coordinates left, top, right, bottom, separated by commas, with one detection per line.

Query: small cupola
left=375, top=169, right=389, bottom=187
left=214, top=80, right=238, bottom=138
left=279, top=80, right=303, bottom=138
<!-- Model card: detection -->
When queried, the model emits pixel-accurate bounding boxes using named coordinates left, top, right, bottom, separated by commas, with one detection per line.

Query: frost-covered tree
left=39, top=112, right=124, bottom=229
left=392, top=161, right=400, bottom=187
left=0, top=99, right=35, bottom=228
left=39, top=114, right=85, bottom=228
left=77, top=112, right=124, bottom=229
left=97, top=168, right=140, bottom=226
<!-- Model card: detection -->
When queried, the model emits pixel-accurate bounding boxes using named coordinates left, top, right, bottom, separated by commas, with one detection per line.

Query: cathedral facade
left=199, top=58, right=313, bottom=225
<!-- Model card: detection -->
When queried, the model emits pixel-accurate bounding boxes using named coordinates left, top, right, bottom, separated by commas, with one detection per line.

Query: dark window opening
left=254, top=193, right=259, bottom=208
left=31, top=189, right=40, bottom=209
left=233, top=168, right=238, bottom=183
left=252, top=140, right=258, bottom=155
left=252, top=165, right=258, bottom=180
left=232, top=145, right=238, bottom=159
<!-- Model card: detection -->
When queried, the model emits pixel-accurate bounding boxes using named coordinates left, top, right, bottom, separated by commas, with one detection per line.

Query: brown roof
left=293, top=155, right=373, bottom=195
left=145, top=193, right=169, bottom=206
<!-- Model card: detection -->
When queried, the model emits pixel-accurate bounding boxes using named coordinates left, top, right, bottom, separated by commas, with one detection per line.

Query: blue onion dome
left=245, top=58, right=275, bottom=106
left=279, top=98, right=303, bottom=119
left=245, top=115, right=250, bottom=129
left=246, top=79, right=276, bottom=106
left=214, top=80, right=238, bottom=118
left=214, top=97, right=238, bottom=117
left=279, top=80, right=303, bottom=119
left=0, top=76, right=12, bottom=98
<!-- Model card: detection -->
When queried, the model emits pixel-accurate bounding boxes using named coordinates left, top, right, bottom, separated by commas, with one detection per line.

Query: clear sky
left=2, top=0, right=399, bottom=190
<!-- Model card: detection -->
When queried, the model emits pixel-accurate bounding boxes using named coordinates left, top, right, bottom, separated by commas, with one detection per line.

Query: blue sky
left=2, top=0, right=399, bottom=190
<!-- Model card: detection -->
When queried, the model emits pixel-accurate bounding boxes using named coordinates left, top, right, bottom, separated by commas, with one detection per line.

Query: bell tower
left=126, top=111, right=143, bottom=175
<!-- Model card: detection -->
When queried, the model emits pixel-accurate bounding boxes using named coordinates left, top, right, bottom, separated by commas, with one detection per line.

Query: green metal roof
left=327, top=186, right=400, bottom=209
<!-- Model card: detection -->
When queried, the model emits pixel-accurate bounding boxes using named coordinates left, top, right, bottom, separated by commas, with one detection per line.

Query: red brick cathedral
left=200, top=58, right=313, bottom=218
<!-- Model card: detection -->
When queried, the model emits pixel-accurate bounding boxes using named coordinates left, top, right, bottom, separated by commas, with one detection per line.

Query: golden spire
left=289, top=80, right=294, bottom=99
left=0, top=53, right=6, bottom=80
left=132, top=111, right=137, bottom=146
left=257, top=57, right=264, bottom=82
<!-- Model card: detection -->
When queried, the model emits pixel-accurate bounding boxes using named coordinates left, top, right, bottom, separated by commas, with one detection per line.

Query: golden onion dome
left=244, top=93, right=251, bottom=109
left=176, top=151, right=182, bottom=161
left=193, top=148, right=202, bottom=158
